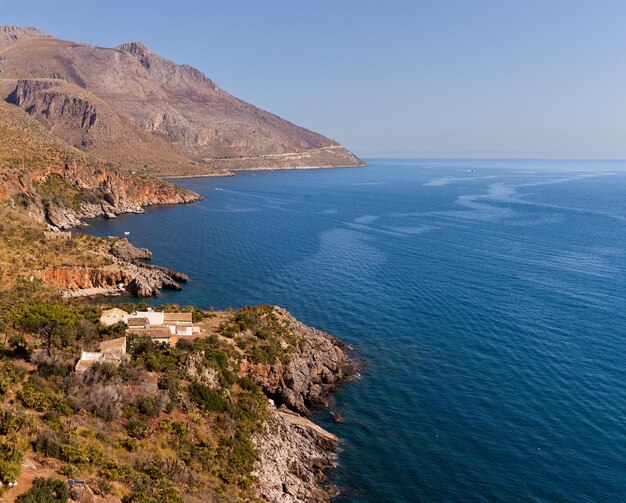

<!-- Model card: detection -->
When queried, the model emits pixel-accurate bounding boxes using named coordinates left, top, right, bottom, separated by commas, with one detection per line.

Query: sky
left=2, top=0, right=626, bottom=158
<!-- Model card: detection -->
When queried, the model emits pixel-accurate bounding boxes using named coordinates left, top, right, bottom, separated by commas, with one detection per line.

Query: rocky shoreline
left=250, top=308, right=356, bottom=502
left=31, top=238, right=190, bottom=298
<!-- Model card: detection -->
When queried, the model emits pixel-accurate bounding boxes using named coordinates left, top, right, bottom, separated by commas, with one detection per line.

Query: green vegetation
left=220, top=305, right=301, bottom=365
left=15, top=477, right=69, bottom=503
left=0, top=286, right=304, bottom=500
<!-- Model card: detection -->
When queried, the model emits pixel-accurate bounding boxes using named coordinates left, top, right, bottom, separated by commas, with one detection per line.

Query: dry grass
left=0, top=203, right=112, bottom=290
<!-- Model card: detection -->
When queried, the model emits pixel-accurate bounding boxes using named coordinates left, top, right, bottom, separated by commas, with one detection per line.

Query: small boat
left=124, top=231, right=130, bottom=235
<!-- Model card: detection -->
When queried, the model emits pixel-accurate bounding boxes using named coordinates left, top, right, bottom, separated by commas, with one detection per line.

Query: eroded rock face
left=253, top=404, right=338, bottom=503
left=247, top=308, right=355, bottom=416
left=247, top=309, right=356, bottom=501
left=33, top=259, right=188, bottom=298
left=1, top=161, right=202, bottom=229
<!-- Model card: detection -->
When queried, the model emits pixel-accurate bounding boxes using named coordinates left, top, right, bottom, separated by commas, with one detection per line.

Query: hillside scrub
left=0, top=288, right=317, bottom=501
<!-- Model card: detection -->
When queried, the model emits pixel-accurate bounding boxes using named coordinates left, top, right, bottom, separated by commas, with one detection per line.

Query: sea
left=83, top=159, right=626, bottom=502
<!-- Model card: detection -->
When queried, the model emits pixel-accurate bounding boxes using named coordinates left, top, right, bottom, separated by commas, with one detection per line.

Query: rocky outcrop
left=246, top=308, right=356, bottom=501
left=0, top=25, right=50, bottom=49
left=253, top=404, right=339, bottom=502
left=246, top=307, right=355, bottom=416
left=109, top=238, right=152, bottom=261
left=3, top=79, right=199, bottom=172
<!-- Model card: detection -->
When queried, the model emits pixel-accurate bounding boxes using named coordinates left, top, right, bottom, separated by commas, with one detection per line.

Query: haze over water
left=85, top=159, right=626, bottom=502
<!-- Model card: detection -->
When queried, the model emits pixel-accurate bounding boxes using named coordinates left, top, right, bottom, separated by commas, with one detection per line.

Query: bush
left=15, top=477, right=69, bottom=503
left=17, top=381, right=53, bottom=411
left=125, top=419, right=149, bottom=439
left=188, top=384, right=228, bottom=413
left=33, top=429, right=63, bottom=459
left=158, top=372, right=182, bottom=396
left=136, top=394, right=167, bottom=418
left=0, top=459, right=21, bottom=485
left=81, top=384, right=121, bottom=421
left=60, top=443, right=89, bottom=464
left=175, top=339, right=194, bottom=352
left=36, top=356, right=73, bottom=378
left=0, top=360, right=26, bottom=396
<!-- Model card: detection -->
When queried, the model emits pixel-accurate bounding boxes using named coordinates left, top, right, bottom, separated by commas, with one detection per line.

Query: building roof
left=127, top=317, right=149, bottom=327
left=163, top=312, right=193, bottom=323
left=99, top=337, right=127, bottom=353
left=127, top=327, right=172, bottom=337
left=101, top=308, right=128, bottom=317
left=75, top=359, right=96, bottom=373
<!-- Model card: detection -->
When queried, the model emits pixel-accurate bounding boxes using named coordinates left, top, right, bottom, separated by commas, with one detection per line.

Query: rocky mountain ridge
left=0, top=26, right=364, bottom=176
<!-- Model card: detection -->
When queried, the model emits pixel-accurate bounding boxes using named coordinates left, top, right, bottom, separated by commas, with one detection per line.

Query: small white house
left=163, top=312, right=194, bottom=336
left=99, top=308, right=129, bottom=326
left=125, top=309, right=164, bottom=326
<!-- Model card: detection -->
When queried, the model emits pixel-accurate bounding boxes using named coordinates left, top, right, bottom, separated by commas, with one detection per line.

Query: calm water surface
left=84, top=159, right=626, bottom=502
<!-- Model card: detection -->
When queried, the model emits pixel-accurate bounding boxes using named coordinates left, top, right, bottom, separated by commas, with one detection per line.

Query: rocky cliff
left=237, top=307, right=356, bottom=501
left=0, top=25, right=50, bottom=49
left=244, top=307, right=355, bottom=416
left=26, top=237, right=188, bottom=297
left=0, top=26, right=365, bottom=175
left=254, top=404, right=340, bottom=502
left=2, top=160, right=201, bottom=229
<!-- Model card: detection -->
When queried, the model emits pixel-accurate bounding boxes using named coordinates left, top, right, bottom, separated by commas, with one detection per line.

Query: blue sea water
left=84, top=159, right=626, bottom=502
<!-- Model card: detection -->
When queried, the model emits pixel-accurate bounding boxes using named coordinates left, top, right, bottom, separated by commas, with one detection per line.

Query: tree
left=18, top=303, right=78, bottom=356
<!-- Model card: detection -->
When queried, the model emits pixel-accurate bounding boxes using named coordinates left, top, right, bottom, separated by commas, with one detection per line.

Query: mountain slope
left=0, top=27, right=364, bottom=175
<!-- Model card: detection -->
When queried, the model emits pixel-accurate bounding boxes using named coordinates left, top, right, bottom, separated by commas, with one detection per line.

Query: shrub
left=81, top=384, right=121, bottom=421
left=17, top=382, right=53, bottom=411
left=136, top=394, right=167, bottom=418
left=158, top=371, right=182, bottom=402
left=175, top=339, right=194, bottom=352
left=33, top=429, right=63, bottom=459
left=0, top=360, right=26, bottom=396
left=238, top=376, right=261, bottom=394
left=0, top=459, right=21, bottom=485
left=36, top=356, right=73, bottom=378
left=188, top=384, right=228, bottom=413
left=60, top=443, right=89, bottom=464
left=125, top=419, right=149, bottom=439
left=120, top=437, right=139, bottom=452
left=15, top=477, right=69, bottom=503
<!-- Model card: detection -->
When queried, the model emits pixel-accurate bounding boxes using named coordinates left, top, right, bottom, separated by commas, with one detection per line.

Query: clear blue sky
left=2, top=0, right=626, bottom=158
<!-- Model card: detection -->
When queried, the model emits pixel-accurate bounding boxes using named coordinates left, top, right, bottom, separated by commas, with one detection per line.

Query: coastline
left=66, top=203, right=356, bottom=501
left=165, top=161, right=367, bottom=179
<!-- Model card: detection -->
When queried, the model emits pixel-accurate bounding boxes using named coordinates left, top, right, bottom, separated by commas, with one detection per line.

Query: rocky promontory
left=245, top=307, right=355, bottom=416
left=233, top=306, right=356, bottom=501
left=1, top=160, right=202, bottom=230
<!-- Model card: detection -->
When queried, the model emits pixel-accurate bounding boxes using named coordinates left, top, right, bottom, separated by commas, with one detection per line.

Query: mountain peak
left=116, top=41, right=151, bottom=58
left=0, top=25, right=50, bottom=48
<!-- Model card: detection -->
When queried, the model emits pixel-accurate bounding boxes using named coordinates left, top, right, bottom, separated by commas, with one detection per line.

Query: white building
left=99, top=308, right=129, bottom=326
left=125, top=309, right=165, bottom=327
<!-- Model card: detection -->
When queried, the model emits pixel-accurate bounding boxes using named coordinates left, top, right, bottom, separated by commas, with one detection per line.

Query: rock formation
left=246, top=307, right=356, bottom=416
left=253, top=404, right=340, bottom=502
left=244, top=307, right=355, bottom=501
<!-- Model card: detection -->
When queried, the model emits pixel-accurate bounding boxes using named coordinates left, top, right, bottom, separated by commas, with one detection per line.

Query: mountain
left=0, top=26, right=364, bottom=176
